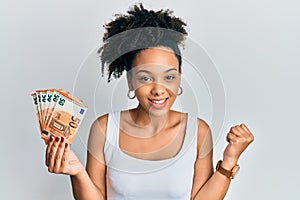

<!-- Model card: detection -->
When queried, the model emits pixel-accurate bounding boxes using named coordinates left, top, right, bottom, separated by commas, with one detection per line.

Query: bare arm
left=70, top=168, right=104, bottom=200
left=191, top=121, right=254, bottom=200
left=192, top=158, right=235, bottom=200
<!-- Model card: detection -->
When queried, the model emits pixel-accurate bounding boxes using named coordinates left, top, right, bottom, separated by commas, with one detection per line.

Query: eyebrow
left=136, top=68, right=178, bottom=74
left=165, top=68, right=178, bottom=73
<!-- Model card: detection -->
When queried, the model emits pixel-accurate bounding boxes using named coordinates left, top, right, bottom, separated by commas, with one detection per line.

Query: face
left=127, top=47, right=181, bottom=116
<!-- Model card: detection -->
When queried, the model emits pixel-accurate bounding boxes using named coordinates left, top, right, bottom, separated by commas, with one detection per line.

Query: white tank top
left=104, top=112, right=198, bottom=200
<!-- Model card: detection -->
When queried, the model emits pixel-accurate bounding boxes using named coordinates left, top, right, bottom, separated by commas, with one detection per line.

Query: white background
left=1, top=0, right=299, bottom=199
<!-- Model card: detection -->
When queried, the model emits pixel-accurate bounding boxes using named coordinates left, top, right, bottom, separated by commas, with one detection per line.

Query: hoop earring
left=127, top=90, right=136, bottom=99
left=177, top=86, right=183, bottom=96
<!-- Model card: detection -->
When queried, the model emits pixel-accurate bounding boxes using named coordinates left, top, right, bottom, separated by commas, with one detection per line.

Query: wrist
left=221, top=157, right=238, bottom=170
left=70, top=167, right=85, bottom=180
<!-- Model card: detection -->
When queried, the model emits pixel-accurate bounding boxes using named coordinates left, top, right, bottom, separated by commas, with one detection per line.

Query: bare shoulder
left=90, top=114, right=109, bottom=137
left=87, top=114, right=109, bottom=162
left=196, top=118, right=213, bottom=158
left=196, top=118, right=211, bottom=138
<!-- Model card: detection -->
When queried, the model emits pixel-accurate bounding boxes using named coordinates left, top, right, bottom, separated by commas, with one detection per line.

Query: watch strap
left=216, top=160, right=239, bottom=179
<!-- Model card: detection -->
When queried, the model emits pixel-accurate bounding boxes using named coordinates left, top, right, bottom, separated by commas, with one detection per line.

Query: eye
left=138, top=76, right=152, bottom=82
left=165, top=75, right=176, bottom=81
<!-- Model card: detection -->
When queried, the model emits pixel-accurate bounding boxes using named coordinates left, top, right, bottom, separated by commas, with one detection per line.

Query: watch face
left=232, top=166, right=240, bottom=178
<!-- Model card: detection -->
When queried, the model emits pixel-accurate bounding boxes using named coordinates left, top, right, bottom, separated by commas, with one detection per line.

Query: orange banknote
left=31, top=89, right=87, bottom=144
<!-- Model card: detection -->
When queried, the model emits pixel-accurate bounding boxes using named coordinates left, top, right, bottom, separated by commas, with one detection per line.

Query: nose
left=150, top=83, right=165, bottom=96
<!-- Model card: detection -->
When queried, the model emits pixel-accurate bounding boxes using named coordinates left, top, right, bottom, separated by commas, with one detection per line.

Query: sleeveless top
left=104, top=112, right=198, bottom=200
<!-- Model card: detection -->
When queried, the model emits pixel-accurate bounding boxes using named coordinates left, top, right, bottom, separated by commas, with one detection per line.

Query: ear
left=126, top=71, right=134, bottom=91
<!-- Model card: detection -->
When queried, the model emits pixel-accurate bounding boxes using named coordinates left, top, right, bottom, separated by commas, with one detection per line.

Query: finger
left=235, top=125, right=249, bottom=138
left=48, top=136, right=61, bottom=173
left=45, top=135, right=54, bottom=166
left=230, top=126, right=244, bottom=137
left=60, top=143, right=70, bottom=174
left=236, top=126, right=254, bottom=145
left=226, top=132, right=239, bottom=144
left=240, top=124, right=254, bottom=140
left=240, top=123, right=251, bottom=133
left=241, top=124, right=254, bottom=143
left=53, top=137, right=66, bottom=173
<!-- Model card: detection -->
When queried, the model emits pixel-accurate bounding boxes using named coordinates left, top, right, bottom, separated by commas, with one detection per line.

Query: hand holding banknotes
left=45, top=136, right=84, bottom=176
left=31, top=88, right=88, bottom=175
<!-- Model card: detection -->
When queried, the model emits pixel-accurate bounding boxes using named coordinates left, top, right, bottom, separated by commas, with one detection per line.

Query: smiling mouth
left=148, top=98, right=168, bottom=104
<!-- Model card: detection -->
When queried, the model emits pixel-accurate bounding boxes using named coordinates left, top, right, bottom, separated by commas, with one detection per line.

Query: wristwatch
left=216, top=160, right=240, bottom=179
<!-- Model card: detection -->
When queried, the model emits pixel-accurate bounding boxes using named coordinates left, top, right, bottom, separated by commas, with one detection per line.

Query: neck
left=129, top=105, right=170, bottom=136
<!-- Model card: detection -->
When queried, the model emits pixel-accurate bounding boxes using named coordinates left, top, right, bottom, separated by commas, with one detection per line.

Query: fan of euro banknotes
left=31, top=88, right=87, bottom=144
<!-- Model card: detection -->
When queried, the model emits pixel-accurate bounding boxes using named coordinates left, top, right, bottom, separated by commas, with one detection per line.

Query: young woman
left=45, top=4, right=254, bottom=199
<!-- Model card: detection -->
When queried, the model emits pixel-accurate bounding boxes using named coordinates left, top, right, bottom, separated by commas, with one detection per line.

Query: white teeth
left=152, top=99, right=166, bottom=104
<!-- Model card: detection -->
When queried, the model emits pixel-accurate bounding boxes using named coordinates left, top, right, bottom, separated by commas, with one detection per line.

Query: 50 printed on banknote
left=31, top=88, right=87, bottom=144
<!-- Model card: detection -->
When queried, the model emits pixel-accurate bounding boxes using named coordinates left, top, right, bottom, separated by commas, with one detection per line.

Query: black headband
left=159, top=40, right=182, bottom=69
left=160, top=40, right=181, bottom=57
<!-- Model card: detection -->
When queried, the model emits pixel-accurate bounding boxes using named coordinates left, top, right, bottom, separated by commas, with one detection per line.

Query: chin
left=147, top=106, right=169, bottom=117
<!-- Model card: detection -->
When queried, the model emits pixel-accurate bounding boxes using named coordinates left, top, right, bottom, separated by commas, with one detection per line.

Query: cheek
left=165, top=80, right=181, bottom=96
left=135, top=85, right=151, bottom=96
left=172, top=83, right=180, bottom=93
